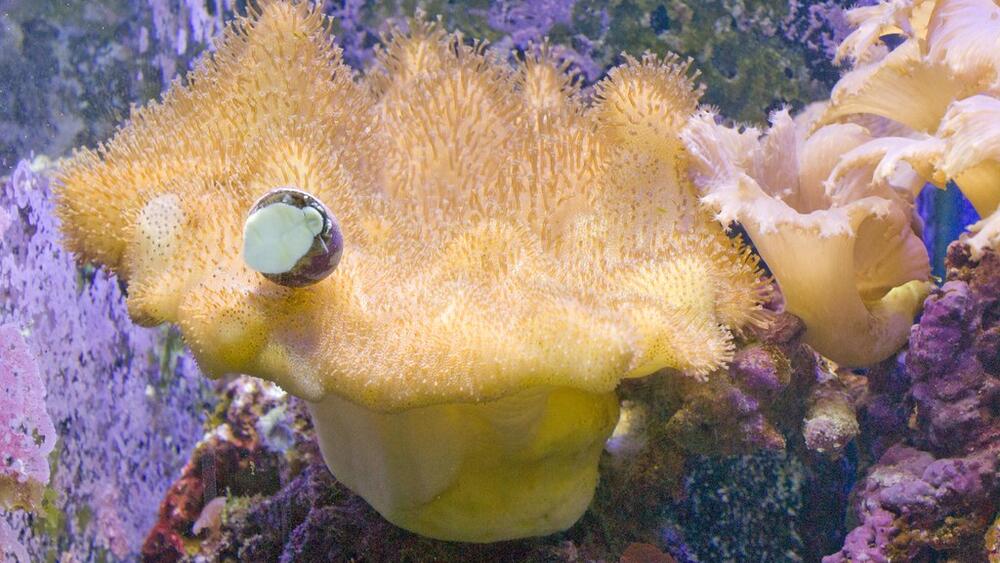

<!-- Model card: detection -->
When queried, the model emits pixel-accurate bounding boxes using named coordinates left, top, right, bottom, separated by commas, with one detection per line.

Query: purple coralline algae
left=326, top=0, right=375, bottom=69
left=483, top=0, right=604, bottom=81
left=660, top=308, right=859, bottom=460
left=0, top=0, right=868, bottom=173
left=828, top=244, right=1000, bottom=562
left=486, top=0, right=576, bottom=45
left=0, top=160, right=209, bottom=560
left=0, top=518, right=30, bottom=562
left=781, top=1, right=857, bottom=73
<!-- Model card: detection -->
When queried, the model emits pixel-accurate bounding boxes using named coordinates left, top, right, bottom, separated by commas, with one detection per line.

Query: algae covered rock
left=828, top=243, right=1000, bottom=562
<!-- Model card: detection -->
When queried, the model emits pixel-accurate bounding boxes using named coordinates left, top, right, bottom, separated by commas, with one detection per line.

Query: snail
left=242, top=187, right=343, bottom=287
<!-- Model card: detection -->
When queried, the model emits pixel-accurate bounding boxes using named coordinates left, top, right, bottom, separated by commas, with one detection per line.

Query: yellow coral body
left=310, top=387, right=620, bottom=540
left=57, top=1, right=768, bottom=541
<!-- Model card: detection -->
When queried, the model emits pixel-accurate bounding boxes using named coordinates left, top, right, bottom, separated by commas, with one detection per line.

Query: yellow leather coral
left=56, top=1, right=769, bottom=542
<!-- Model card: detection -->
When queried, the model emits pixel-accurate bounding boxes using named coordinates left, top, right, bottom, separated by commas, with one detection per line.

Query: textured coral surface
left=55, top=1, right=779, bottom=541
left=58, top=2, right=771, bottom=410
left=0, top=324, right=56, bottom=512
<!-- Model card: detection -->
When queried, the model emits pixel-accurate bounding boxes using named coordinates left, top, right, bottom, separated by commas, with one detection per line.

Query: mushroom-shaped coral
left=56, top=1, right=770, bottom=542
left=682, top=108, right=931, bottom=367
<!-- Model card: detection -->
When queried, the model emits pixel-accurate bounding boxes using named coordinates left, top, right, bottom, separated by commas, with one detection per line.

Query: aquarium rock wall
left=1, top=161, right=211, bottom=560
left=1, top=0, right=859, bottom=169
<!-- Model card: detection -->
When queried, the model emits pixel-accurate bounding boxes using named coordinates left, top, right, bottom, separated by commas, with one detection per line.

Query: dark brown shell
left=248, top=187, right=343, bottom=288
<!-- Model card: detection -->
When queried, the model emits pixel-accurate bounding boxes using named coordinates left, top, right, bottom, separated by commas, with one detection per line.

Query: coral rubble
left=142, top=378, right=288, bottom=561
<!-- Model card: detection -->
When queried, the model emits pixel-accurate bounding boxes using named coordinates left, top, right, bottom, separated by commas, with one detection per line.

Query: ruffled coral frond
left=822, top=41, right=965, bottom=133
left=58, top=1, right=769, bottom=412
left=935, top=95, right=1000, bottom=215
left=819, top=0, right=1000, bottom=228
left=682, top=106, right=930, bottom=367
left=834, top=0, right=935, bottom=66
left=926, top=0, right=1000, bottom=91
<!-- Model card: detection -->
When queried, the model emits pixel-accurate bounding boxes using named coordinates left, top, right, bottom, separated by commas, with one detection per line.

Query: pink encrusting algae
left=0, top=324, right=56, bottom=512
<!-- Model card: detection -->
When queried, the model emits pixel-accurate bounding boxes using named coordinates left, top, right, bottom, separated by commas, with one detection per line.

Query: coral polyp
left=56, top=0, right=769, bottom=542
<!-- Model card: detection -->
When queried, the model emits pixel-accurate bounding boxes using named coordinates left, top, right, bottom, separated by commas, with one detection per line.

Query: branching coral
left=57, top=0, right=770, bottom=542
left=682, top=108, right=930, bottom=367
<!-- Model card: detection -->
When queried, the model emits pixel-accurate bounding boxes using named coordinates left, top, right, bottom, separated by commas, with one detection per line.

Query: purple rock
left=829, top=247, right=1000, bottom=561
left=731, top=344, right=788, bottom=400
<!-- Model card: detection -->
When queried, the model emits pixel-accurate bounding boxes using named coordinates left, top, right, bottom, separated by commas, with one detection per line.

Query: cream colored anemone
left=682, top=109, right=931, bottom=366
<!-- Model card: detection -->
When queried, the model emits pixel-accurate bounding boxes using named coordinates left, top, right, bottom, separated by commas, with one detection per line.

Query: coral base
left=308, top=386, right=620, bottom=542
